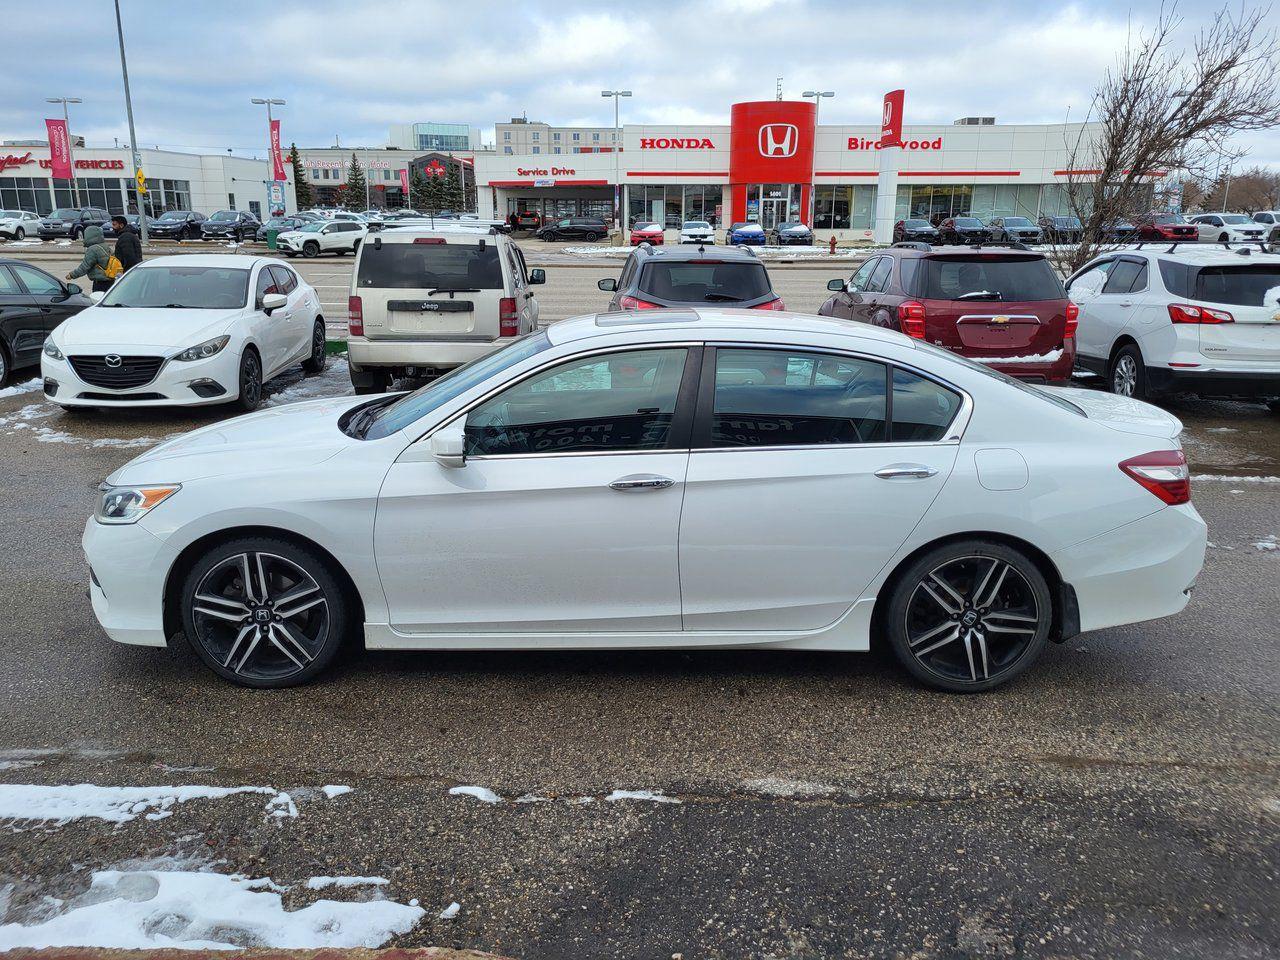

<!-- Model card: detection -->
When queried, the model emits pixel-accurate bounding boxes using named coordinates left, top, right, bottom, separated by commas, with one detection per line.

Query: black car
left=768, top=221, right=813, bottom=246
left=148, top=210, right=207, bottom=240
left=1102, top=218, right=1138, bottom=243
left=536, top=217, right=608, bottom=242
left=938, top=216, right=991, bottom=245
left=103, top=214, right=158, bottom=238
left=893, top=218, right=941, bottom=243
left=987, top=216, right=1042, bottom=244
left=597, top=242, right=783, bottom=311
left=1038, top=215, right=1084, bottom=243
left=37, top=206, right=112, bottom=240
left=256, top=216, right=306, bottom=242
left=0, top=258, right=92, bottom=387
left=201, top=210, right=260, bottom=242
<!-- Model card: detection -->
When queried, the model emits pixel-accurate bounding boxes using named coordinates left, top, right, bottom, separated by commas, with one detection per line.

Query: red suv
left=818, top=244, right=1077, bottom=382
left=1134, top=212, right=1197, bottom=242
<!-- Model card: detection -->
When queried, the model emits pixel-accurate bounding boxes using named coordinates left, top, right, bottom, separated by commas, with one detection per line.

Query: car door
left=250, top=265, right=290, bottom=375
left=10, top=263, right=80, bottom=350
left=0, top=265, right=43, bottom=371
left=831, top=257, right=880, bottom=321
left=854, top=256, right=893, bottom=324
left=269, top=265, right=310, bottom=362
left=1065, top=259, right=1115, bottom=361
left=374, top=345, right=698, bottom=634
left=505, top=242, right=537, bottom=333
left=678, top=346, right=962, bottom=631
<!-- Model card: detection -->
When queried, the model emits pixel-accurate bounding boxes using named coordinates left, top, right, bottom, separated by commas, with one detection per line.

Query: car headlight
left=95, top=483, right=181, bottom=525
left=43, top=338, right=64, bottom=361
left=173, top=335, right=230, bottom=363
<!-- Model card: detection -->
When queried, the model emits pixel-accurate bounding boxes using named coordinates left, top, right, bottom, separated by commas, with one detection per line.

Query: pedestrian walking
left=110, top=215, right=143, bottom=272
left=66, top=225, right=114, bottom=293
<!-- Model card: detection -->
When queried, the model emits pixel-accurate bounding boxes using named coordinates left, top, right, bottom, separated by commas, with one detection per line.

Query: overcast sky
left=4, top=0, right=1277, bottom=171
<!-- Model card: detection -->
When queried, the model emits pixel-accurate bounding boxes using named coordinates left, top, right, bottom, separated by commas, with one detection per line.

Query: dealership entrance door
left=760, top=197, right=788, bottom=230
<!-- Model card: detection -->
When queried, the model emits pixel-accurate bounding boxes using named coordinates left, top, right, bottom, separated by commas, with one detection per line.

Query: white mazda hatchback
left=42, top=255, right=327, bottom=411
left=82, top=309, right=1206, bottom=691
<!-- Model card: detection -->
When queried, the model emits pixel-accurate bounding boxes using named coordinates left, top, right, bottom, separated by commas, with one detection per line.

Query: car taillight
left=751, top=298, right=785, bottom=310
left=619, top=295, right=661, bottom=310
left=348, top=295, right=363, bottom=337
left=1064, top=302, right=1079, bottom=338
left=413, top=237, right=446, bottom=244
left=1120, top=450, right=1190, bottom=505
left=898, top=300, right=927, bottom=338
left=499, top=297, right=519, bottom=337
left=1168, top=303, right=1234, bottom=324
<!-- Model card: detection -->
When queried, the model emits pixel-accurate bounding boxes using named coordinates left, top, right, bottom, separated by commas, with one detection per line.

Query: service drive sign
left=759, top=123, right=798, bottom=158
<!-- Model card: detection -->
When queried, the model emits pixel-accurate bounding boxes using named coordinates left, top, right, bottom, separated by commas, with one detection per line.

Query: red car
left=629, top=220, right=665, bottom=245
left=819, top=245, right=1076, bottom=383
left=1134, top=212, right=1197, bottom=242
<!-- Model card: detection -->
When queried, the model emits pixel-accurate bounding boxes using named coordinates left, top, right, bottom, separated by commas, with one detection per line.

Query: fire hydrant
left=828, top=235, right=838, bottom=255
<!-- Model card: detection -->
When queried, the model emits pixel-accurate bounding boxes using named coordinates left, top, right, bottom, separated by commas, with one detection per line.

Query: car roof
left=632, top=243, right=759, bottom=262
left=885, top=244, right=1048, bottom=260
left=371, top=226, right=504, bottom=242
left=547, top=308, right=914, bottom=348
left=127, top=254, right=272, bottom=268
left=1120, top=244, right=1280, bottom=266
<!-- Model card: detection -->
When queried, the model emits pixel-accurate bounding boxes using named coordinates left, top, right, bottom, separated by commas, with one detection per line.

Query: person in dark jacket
left=110, top=216, right=143, bottom=272
left=66, top=225, right=112, bottom=293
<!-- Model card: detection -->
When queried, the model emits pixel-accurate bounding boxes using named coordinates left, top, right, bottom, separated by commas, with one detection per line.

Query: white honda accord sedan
left=41, top=255, right=327, bottom=412
left=82, top=309, right=1206, bottom=692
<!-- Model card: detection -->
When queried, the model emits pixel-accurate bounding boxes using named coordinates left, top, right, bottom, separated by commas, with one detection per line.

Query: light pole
left=601, top=90, right=631, bottom=233
left=802, top=91, right=834, bottom=229
left=111, top=2, right=147, bottom=242
left=251, top=97, right=285, bottom=217
left=45, top=96, right=83, bottom=208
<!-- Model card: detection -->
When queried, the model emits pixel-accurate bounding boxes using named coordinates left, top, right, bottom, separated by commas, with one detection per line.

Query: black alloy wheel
left=235, top=348, right=262, bottom=412
left=886, top=541, right=1052, bottom=693
left=303, top=240, right=320, bottom=258
left=0, top=342, right=10, bottom=388
left=181, top=537, right=349, bottom=687
left=302, top=320, right=327, bottom=375
left=584, top=232, right=599, bottom=243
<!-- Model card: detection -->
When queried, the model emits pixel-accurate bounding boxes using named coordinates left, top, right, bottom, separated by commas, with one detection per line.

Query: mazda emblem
left=104, top=354, right=122, bottom=368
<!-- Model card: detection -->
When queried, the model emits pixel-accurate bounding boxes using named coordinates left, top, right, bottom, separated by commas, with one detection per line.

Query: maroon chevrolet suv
left=818, top=244, right=1077, bottom=382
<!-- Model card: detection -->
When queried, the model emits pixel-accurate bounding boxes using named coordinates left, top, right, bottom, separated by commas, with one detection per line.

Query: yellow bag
left=104, top=255, right=124, bottom=279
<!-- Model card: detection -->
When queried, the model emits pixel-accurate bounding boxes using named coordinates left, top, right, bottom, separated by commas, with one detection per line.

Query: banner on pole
left=881, top=90, right=905, bottom=149
left=45, top=119, right=73, bottom=180
left=399, top=169, right=409, bottom=193
left=269, top=120, right=286, bottom=181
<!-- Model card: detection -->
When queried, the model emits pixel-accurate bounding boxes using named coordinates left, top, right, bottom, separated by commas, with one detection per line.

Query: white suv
left=1186, top=213, right=1267, bottom=244
left=346, top=227, right=544, bottom=392
left=276, top=220, right=367, bottom=258
left=1067, top=246, right=1280, bottom=408
left=0, top=209, right=42, bottom=240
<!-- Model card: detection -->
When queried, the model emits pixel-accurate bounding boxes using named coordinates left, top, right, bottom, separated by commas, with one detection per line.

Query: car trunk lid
left=1044, top=387, right=1184, bottom=440
left=1188, top=263, right=1280, bottom=361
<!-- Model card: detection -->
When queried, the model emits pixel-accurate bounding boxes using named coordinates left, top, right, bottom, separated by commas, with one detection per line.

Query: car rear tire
left=234, top=348, right=263, bottom=412
left=180, top=536, right=351, bottom=688
left=0, top=342, right=10, bottom=388
left=584, top=232, right=599, bottom=243
left=884, top=539, right=1053, bottom=693
left=303, top=241, right=320, bottom=258
left=1108, top=343, right=1147, bottom=399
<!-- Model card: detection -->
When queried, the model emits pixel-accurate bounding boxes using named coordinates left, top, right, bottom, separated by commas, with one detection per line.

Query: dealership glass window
left=0, top=176, right=54, bottom=214
left=814, top=186, right=851, bottom=230
left=52, top=178, right=75, bottom=209
left=572, top=133, right=580, bottom=142
left=582, top=198, right=613, bottom=220
left=546, top=198, right=577, bottom=219
left=76, top=177, right=126, bottom=214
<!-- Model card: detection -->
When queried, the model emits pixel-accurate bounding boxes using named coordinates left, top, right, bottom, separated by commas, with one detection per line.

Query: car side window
left=254, top=267, right=280, bottom=307
left=269, top=265, right=297, bottom=294
left=11, top=264, right=62, bottom=295
left=848, top=257, right=879, bottom=292
left=464, top=348, right=689, bottom=456
left=891, top=368, right=962, bottom=442
left=1102, top=259, right=1143, bottom=295
left=1127, top=262, right=1148, bottom=293
left=710, top=348, right=888, bottom=447
left=866, top=257, right=893, bottom=293
left=1068, top=260, right=1113, bottom=295
left=0, top=267, right=22, bottom=295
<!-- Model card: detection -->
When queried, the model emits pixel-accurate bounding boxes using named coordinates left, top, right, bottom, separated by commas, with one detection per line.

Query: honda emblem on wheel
left=104, top=354, right=122, bottom=368
left=759, top=123, right=798, bottom=158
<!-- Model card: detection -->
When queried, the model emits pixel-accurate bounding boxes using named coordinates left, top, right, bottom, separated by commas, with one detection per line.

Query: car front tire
left=1109, top=343, right=1147, bottom=399
left=234, top=348, right=263, bottom=412
left=302, top=320, right=327, bottom=375
left=14, top=227, right=24, bottom=240
left=180, top=536, right=351, bottom=688
left=303, top=241, right=320, bottom=258
left=885, top=539, right=1053, bottom=693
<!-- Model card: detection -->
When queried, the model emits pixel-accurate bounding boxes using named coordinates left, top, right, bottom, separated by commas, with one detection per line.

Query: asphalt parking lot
left=0, top=245, right=1277, bottom=957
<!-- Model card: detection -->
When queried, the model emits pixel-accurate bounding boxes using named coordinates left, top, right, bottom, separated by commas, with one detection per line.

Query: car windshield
left=639, top=261, right=771, bottom=303
left=1152, top=214, right=1185, bottom=225
left=683, top=222, right=711, bottom=230
left=297, top=222, right=325, bottom=232
left=50, top=209, right=78, bottom=219
left=99, top=266, right=250, bottom=309
left=265, top=218, right=293, bottom=228
left=1004, top=217, right=1033, bottom=227
left=904, top=219, right=932, bottom=228
left=1219, top=214, right=1251, bottom=225
left=159, top=211, right=189, bottom=221
left=362, top=332, right=552, bottom=440
left=634, top=222, right=657, bottom=229
left=2, top=210, right=23, bottom=218
left=953, top=218, right=984, bottom=228
left=1192, top=265, right=1280, bottom=307
left=357, top=240, right=503, bottom=290
left=912, top=339, right=1085, bottom=417
left=916, top=255, right=1066, bottom=302
left=209, top=211, right=237, bottom=222
left=1055, top=217, right=1083, bottom=228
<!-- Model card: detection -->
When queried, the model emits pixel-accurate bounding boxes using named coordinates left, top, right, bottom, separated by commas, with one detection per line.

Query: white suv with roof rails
left=1066, top=244, right=1280, bottom=409
left=346, top=227, right=545, bottom=393
left=276, top=219, right=367, bottom=258
left=1186, top=213, right=1267, bottom=244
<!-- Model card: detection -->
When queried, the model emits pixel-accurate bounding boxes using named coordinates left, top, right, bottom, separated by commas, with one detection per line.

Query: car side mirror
left=827, top=278, right=845, bottom=292
left=261, top=292, right=287, bottom=314
left=598, top=278, right=617, bottom=291
left=529, top=268, right=546, bottom=285
left=62, top=281, right=82, bottom=298
left=89, top=290, right=106, bottom=304
left=430, top=422, right=467, bottom=468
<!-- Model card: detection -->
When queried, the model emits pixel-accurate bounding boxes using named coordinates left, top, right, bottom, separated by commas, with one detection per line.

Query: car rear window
left=1191, top=264, right=1280, bottom=307
left=357, top=241, right=504, bottom=290
left=914, top=256, right=1065, bottom=302
left=639, top=261, right=771, bottom=303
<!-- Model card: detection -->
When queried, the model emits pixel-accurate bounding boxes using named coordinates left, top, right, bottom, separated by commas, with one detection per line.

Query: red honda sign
left=728, top=101, right=817, bottom=186
left=269, top=120, right=286, bottom=181
left=881, top=90, right=905, bottom=148
left=639, top=137, right=715, bottom=149
left=45, top=120, right=73, bottom=179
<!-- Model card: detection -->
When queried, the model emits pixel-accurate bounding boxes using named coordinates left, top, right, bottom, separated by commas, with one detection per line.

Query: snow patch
left=263, top=357, right=351, bottom=408
left=1253, top=536, right=1278, bottom=552
left=0, top=783, right=295, bottom=825
left=0, top=869, right=423, bottom=948
left=969, top=349, right=1064, bottom=365
left=0, top=378, right=42, bottom=399
left=321, top=784, right=353, bottom=799
left=514, top=793, right=551, bottom=804
left=0, top=760, right=42, bottom=772
left=1193, top=474, right=1280, bottom=483
left=743, top=777, right=836, bottom=798
left=305, top=875, right=389, bottom=890
left=604, top=789, right=680, bottom=804
left=438, top=901, right=461, bottom=920
left=448, top=785, right=501, bottom=804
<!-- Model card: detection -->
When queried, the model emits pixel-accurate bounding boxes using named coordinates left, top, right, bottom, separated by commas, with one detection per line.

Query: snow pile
left=0, top=783, right=295, bottom=825
left=448, top=785, right=501, bottom=804
left=321, top=784, right=353, bottom=799
left=438, top=901, right=461, bottom=920
left=970, top=349, right=1064, bottom=365
left=264, top=357, right=352, bottom=408
left=305, top=875, right=389, bottom=890
left=604, top=789, right=680, bottom=804
left=0, top=869, right=424, bottom=949
left=1193, top=474, right=1280, bottom=483
left=0, top=378, right=42, bottom=400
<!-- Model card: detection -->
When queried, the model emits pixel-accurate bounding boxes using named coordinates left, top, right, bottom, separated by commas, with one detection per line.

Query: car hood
left=1044, top=387, right=1184, bottom=440
left=111, top=394, right=371, bottom=485
left=780, top=227, right=811, bottom=234
left=54, top=306, right=243, bottom=353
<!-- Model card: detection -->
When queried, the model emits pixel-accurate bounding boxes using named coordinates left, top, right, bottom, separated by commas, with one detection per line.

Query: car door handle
left=1118, top=300, right=1133, bottom=307
left=875, top=464, right=938, bottom=480
left=609, top=474, right=675, bottom=491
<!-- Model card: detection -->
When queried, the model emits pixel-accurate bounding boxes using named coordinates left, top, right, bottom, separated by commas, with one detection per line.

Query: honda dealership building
left=473, top=100, right=1112, bottom=238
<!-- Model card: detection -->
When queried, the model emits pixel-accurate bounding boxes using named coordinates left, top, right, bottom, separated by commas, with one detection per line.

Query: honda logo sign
left=758, top=123, right=798, bottom=158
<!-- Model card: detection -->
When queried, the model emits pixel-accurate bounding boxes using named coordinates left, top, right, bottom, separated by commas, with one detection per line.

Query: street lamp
left=251, top=98, right=286, bottom=217
left=45, top=97, right=83, bottom=207
left=602, top=90, right=631, bottom=233
left=802, top=91, right=834, bottom=229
